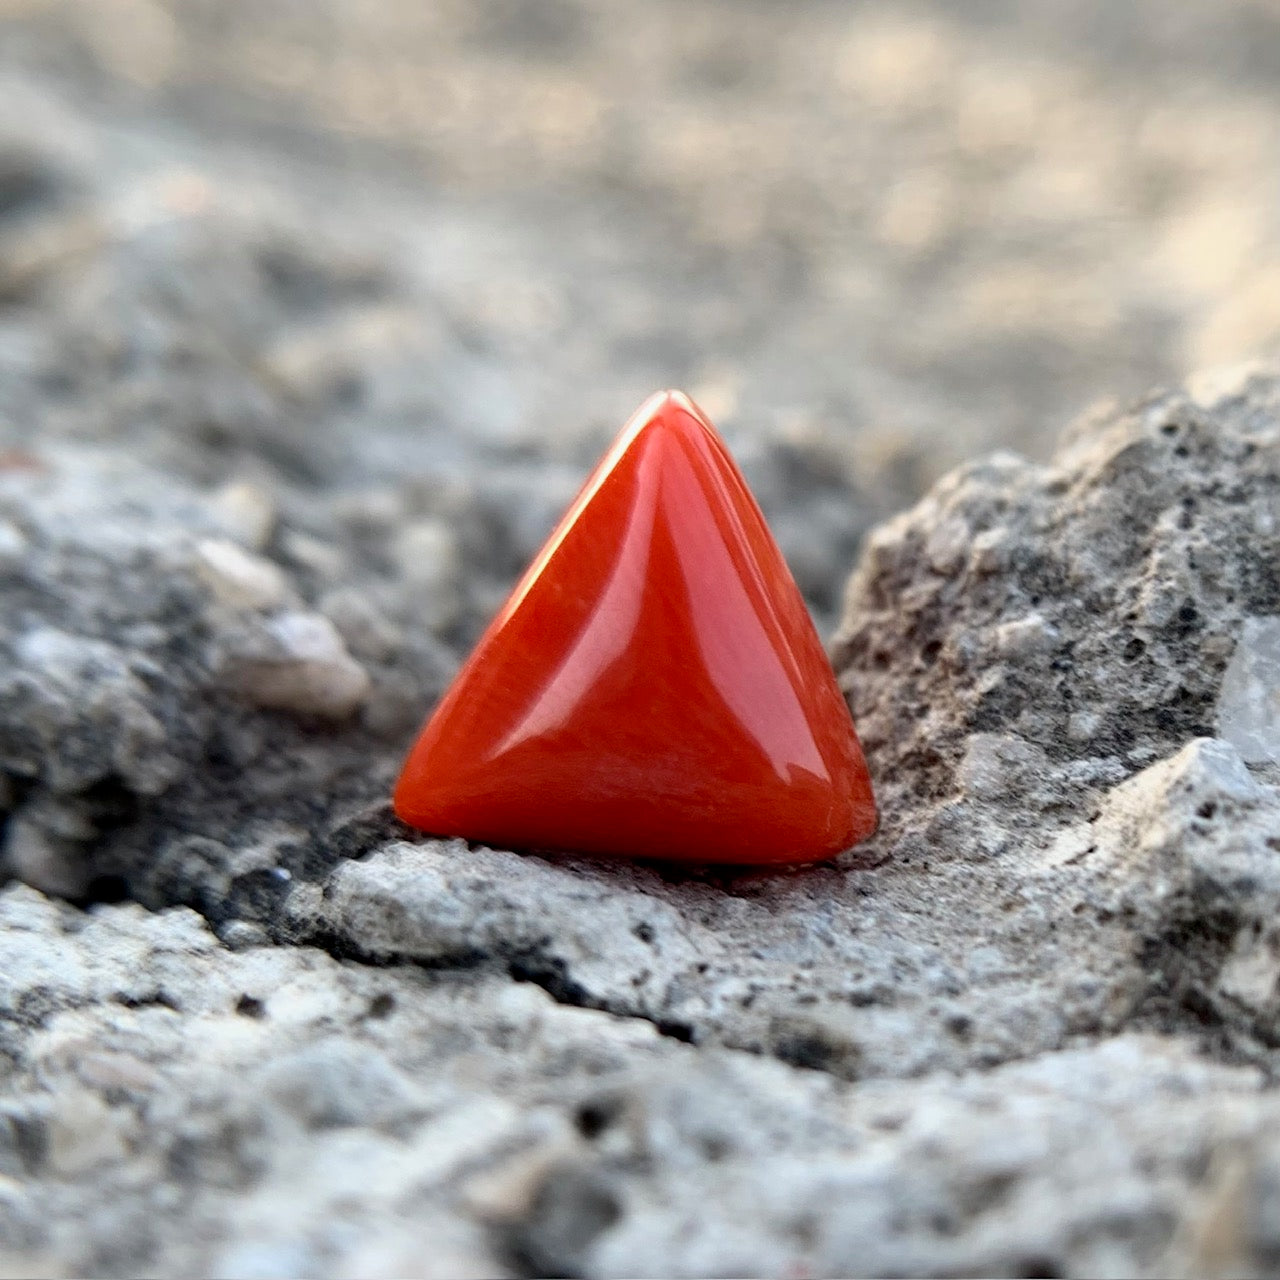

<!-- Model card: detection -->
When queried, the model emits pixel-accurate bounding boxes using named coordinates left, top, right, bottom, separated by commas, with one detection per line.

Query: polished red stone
left=393, top=390, right=877, bottom=864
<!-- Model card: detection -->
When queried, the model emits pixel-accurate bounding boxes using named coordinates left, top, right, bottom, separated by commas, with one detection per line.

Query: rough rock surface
left=3, top=368, right=1280, bottom=1276
left=4, top=3, right=1280, bottom=1274
left=4, top=885, right=1278, bottom=1279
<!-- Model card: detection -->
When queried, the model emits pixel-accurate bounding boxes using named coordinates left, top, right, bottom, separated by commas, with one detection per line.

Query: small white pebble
left=280, top=529, right=347, bottom=580
left=0, top=519, right=27, bottom=573
left=392, top=518, right=458, bottom=589
left=195, top=538, right=289, bottom=610
left=207, top=479, right=277, bottom=549
left=229, top=611, right=371, bottom=719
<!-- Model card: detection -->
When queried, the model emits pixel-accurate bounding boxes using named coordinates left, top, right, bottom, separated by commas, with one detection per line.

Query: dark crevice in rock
left=294, top=917, right=708, bottom=1053
left=80, top=873, right=131, bottom=905
left=506, top=953, right=598, bottom=1011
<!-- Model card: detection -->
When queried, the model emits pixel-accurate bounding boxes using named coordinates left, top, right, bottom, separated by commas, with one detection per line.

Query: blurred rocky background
left=2, top=2, right=1280, bottom=1277
left=5, top=0, right=1280, bottom=622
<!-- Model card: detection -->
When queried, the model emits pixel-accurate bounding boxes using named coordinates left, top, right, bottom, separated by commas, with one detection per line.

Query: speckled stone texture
left=286, top=377, right=1280, bottom=1087
left=3, top=371, right=1280, bottom=1277
left=5, top=3, right=1280, bottom=1275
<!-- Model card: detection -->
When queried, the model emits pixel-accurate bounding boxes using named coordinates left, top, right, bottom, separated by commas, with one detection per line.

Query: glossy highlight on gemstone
left=393, top=390, right=877, bottom=864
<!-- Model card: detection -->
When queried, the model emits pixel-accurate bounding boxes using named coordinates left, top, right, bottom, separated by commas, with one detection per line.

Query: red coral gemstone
left=393, top=390, right=876, bottom=864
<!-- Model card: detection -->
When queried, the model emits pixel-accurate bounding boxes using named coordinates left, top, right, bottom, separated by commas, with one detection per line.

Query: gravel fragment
left=1217, top=616, right=1280, bottom=765
left=220, top=610, right=371, bottom=719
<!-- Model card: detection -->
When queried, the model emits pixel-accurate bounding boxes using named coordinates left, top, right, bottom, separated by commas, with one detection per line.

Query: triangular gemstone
left=394, top=391, right=877, bottom=864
